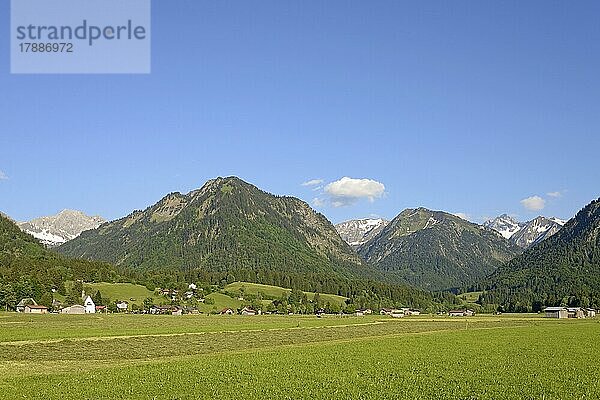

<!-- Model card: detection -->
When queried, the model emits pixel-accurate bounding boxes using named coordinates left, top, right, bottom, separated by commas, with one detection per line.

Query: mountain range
left=486, top=198, right=600, bottom=310
left=483, top=214, right=566, bottom=249
left=357, top=208, right=519, bottom=291
left=4, top=175, right=599, bottom=311
left=57, top=177, right=370, bottom=291
left=17, top=210, right=105, bottom=247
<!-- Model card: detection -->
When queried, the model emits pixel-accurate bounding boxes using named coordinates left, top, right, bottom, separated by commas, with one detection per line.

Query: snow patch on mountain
left=335, top=218, right=389, bottom=248
left=484, top=214, right=566, bottom=249
left=18, top=209, right=105, bottom=247
left=483, top=214, right=524, bottom=239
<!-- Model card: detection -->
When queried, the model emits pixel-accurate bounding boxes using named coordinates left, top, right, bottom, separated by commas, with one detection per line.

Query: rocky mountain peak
left=17, top=209, right=106, bottom=247
left=335, top=218, right=389, bottom=248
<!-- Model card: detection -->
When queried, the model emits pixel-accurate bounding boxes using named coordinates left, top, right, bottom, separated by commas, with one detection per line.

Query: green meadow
left=0, top=313, right=598, bottom=399
left=84, top=282, right=159, bottom=306
left=225, top=281, right=348, bottom=305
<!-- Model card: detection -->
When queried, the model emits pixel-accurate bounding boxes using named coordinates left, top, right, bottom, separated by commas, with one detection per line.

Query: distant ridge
left=483, top=214, right=566, bottom=249
left=18, top=209, right=105, bottom=247
left=486, top=198, right=600, bottom=310
left=358, top=208, right=520, bottom=290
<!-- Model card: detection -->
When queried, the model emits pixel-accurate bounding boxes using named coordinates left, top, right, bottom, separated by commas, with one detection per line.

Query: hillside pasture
left=225, top=281, right=347, bottom=306
left=83, top=282, right=159, bottom=306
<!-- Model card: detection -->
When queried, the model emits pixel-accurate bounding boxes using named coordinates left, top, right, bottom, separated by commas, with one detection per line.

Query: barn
left=544, top=307, right=568, bottom=319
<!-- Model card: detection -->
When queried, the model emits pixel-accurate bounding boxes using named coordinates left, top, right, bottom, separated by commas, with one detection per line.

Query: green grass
left=0, top=313, right=379, bottom=342
left=226, top=281, right=347, bottom=306
left=197, top=292, right=242, bottom=313
left=84, top=282, right=160, bottom=306
left=0, top=313, right=599, bottom=399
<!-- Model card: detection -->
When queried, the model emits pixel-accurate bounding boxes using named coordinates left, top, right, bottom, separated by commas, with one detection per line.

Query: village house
left=380, top=308, right=404, bottom=317
left=448, top=309, right=474, bottom=317
left=381, top=308, right=403, bottom=317
left=220, top=308, right=234, bottom=315
left=149, top=305, right=173, bottom=315
left=84, top=296, right=96, bottom=314
left=241, top=307, right=257, bottom=316
left=95, top=305, right=107, bottom=313
left=172, top=307, right=182, bottom=316
left=60, top=305, right=86, bottom=314
left=585, top=309, right=596, bottom=318
left=24, top=304, right=48, bottom=314
left=16, top=298, right=37, bottom=313
left=116, top=301, right=129, bottom=312
left=544, top=307, right=568, bottom=319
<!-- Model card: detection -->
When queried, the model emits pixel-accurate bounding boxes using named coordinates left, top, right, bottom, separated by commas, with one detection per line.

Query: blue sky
left=1, top=1, right=599, bottom=224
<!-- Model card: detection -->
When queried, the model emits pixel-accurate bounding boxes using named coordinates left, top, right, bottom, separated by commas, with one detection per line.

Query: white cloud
left=311, top=197, right=325, bottom=207
left=520, top=195, right=546, bottom=211
left=453, top=213, right=471, bottom=221
left=0, top=171, right=7, bottom=180
left=547, top=191, right=563, bottom=198
left=302, top=179, right=323, bottom=187
left=324, top=177, right=385, bottom=207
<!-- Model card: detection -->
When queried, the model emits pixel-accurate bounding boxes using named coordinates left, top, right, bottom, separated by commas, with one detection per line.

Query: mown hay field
left=0, top=313, right=598, bottom=399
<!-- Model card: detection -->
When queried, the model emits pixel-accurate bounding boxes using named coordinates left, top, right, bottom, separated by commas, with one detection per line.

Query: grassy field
left=197, top=292, right=242, bottom=313
left=0, top=313, right=598, bottom=399
left=225, top=281, right=347, bottom=305
left=84, top=282, right=160, bottom=306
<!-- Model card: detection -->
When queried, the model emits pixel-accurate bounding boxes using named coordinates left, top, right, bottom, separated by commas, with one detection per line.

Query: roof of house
left=17, top=298, right=37, bottom=307
left=25, top=304, right=48, bottom=310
